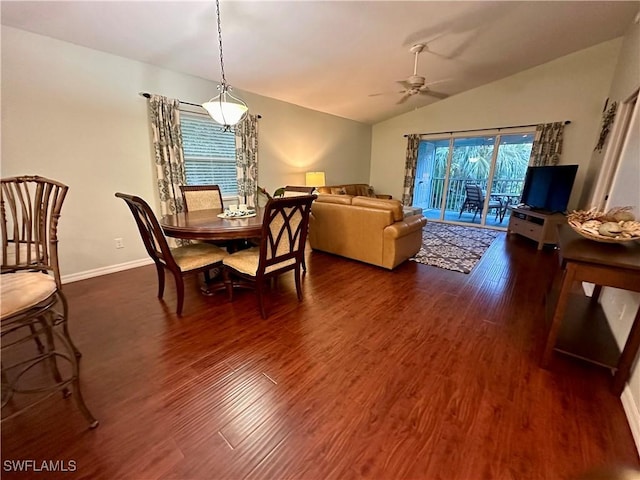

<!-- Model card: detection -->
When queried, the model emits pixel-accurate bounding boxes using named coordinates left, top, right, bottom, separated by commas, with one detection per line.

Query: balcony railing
left=414, top=177, right=524, bottom=211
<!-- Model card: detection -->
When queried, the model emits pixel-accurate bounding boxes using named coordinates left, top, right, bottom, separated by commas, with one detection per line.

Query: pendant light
left=202, top=0, right=248, bottom=129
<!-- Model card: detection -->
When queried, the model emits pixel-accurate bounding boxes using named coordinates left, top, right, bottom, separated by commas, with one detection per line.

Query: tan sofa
left=316, top=183, right=392, bottom=199
left=309, top=194, right=427, bottom=270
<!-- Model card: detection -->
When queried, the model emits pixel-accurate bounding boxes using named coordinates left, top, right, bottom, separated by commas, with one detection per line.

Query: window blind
left=181, top=113, right=237, bottom=196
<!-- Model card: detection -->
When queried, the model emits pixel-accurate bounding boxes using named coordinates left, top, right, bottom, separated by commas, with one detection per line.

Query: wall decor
left=595, top=101, right=618, bottom=152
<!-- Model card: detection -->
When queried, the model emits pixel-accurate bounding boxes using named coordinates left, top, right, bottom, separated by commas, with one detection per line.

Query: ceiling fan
left=370, top=44, right=449, bottom=104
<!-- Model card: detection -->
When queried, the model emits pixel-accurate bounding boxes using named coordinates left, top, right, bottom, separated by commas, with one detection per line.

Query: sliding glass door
left=413, top=131, right=534, bottom=228
left=491, top=134, right=534, bottom=224
left=446, top=136, right=496, bottom=225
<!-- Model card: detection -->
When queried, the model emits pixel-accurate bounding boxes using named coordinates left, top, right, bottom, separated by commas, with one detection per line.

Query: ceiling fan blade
left=422, top=78, right=451, bottom=88
left=369, top=90, right=406, bottom=98
left=420, top=89, right=449, bottom=100
left=396, top=93, right=412, bottom=105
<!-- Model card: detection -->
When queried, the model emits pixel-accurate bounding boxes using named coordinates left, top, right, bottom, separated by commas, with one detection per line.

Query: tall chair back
left=465, top=183, right=483, bottom=205
left=258, top=194, right=316, bottom=276
left=1, top=176, right=68, bottom=285
left=115, top=193, right=179, bottom=272
left=180, top=185, right=223, bottom=212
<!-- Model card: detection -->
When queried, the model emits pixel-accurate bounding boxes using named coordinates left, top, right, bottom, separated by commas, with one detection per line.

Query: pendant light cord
left=215, top=0, right=227, bottom=88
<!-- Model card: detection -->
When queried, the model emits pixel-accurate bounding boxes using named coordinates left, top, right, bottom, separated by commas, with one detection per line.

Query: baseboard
left=621, top=385, right=640, bottom=455
left=61, top=258, right=153, bottom=284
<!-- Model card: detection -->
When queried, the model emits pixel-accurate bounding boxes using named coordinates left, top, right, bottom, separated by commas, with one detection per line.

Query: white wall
left=583, top=20, right=640, bottom=451
left=370, top=39, right=623, bottom=209
left=1, top=26, right=371, bottom=277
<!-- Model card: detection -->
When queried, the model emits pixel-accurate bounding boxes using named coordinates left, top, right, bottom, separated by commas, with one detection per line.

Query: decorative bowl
left=218, top=208, right=256, bottom=219
left=567, top=207, right=640, bottom=243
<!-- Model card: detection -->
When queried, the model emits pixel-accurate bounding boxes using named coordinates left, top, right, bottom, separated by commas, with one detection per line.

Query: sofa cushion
left=330, top=187, right=347, bottom=195
left=317, top=184, right=391, bottom=199
left=352, top=196, right=404, bottom=222
left=315, top=194, right=354, bottom=205
left=1, top=271, right=57, bottom=318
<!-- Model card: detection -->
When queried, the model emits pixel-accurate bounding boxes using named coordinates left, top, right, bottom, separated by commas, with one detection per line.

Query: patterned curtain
left=401, top=134, right=420, bottom=206
left=148, top=95, right=186, bottom=215
left=235, top=114, right=259, bottom=207
left=529, top=122, right=565, bottom=166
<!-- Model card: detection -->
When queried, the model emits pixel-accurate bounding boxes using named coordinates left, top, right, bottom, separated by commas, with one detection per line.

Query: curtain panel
left=529, top=122, right=565, bottom=166
left=235, top=114, right=259, bottom=208
left=401, top=134, right=420, bottom=206
left=148, top=95, right=186, bottom=215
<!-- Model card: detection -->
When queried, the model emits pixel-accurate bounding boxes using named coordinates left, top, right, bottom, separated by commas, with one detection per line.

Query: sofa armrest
left=383, top=215, right=427, bottom=239
left=375, top=194, right=392, bottom=200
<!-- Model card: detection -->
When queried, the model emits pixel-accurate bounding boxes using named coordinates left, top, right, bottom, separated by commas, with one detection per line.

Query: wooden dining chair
left=222, top=194, right=316, bottom=318
left=180, top=185, right=224, bottom=212
left=115, top=193, right=228, bottom=316
left=1, top=175, right=98, bottom=429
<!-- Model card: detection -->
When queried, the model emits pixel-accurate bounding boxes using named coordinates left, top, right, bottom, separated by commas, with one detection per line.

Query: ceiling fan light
left=202, top=88, right=248, bottom=127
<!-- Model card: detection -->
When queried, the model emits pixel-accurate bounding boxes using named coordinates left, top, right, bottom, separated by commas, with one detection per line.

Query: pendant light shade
left=203, top=85, right=248, bottom=127
left=202, top=0, right=248, bottom=128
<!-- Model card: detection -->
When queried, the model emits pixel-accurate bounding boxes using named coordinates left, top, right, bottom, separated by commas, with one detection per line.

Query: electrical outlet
left=114, top=238, right=124, bottom=249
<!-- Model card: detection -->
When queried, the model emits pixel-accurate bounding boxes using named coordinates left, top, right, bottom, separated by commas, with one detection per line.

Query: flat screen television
left=520, top=164, right=578, bottom=213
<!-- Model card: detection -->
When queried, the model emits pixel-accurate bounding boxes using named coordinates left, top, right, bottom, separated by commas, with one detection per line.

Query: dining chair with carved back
left=277, top=186, right=316, bottom=271
left=115, top=193, right=228, bottom=316
left=1, top=175, right=98, bottom=429
left=180, top=184, right=224, bottom=212
left=222, top=194, right=316, bottom=318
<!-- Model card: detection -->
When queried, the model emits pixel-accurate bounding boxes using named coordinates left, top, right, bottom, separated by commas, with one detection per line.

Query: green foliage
left=432, top=142, right=531, bottom=181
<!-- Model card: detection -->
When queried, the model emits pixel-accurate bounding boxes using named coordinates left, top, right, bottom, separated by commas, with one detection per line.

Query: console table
left=507, top=205, right=566, bottom=250
left=542, top=224, right=640, bottom=395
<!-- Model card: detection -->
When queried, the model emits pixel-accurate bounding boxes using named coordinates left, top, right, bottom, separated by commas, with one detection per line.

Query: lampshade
left=305, top=171, right=326, bottom=187
left=202, top=87, right=248, bottom=127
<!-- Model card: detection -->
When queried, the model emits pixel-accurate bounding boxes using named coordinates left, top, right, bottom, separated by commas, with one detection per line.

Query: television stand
left=507, top=205, right=566, bottom=250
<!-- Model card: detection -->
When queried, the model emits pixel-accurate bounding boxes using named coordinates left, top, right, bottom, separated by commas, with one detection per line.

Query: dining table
left=160, top=207, right=264, bottom=244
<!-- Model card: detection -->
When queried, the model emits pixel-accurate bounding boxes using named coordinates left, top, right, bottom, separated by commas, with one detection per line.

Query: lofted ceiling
left=2, top=1, right=638, bottom=125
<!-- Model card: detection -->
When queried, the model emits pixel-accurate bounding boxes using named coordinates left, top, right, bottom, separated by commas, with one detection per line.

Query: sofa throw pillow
left=330, top=187, right=347, bottom=195
left=354, top=185, right=368, bottom=196
left=367, top=186, right=376, bottom=197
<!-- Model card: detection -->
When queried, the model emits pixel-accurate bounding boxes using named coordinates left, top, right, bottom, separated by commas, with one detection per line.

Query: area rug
left=410, top=222, right=501, bottom=274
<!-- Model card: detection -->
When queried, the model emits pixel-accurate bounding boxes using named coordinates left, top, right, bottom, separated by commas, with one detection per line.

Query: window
left=180, top=112, right=237, bottom=197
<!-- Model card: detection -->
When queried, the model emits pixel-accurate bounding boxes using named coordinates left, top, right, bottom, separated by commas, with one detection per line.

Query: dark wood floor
left=2, top=233, right=638, bottom=479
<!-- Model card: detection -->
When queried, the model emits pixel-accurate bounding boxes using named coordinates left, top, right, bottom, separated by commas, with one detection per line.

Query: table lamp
left=305, top=172, right=326, bottom=191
